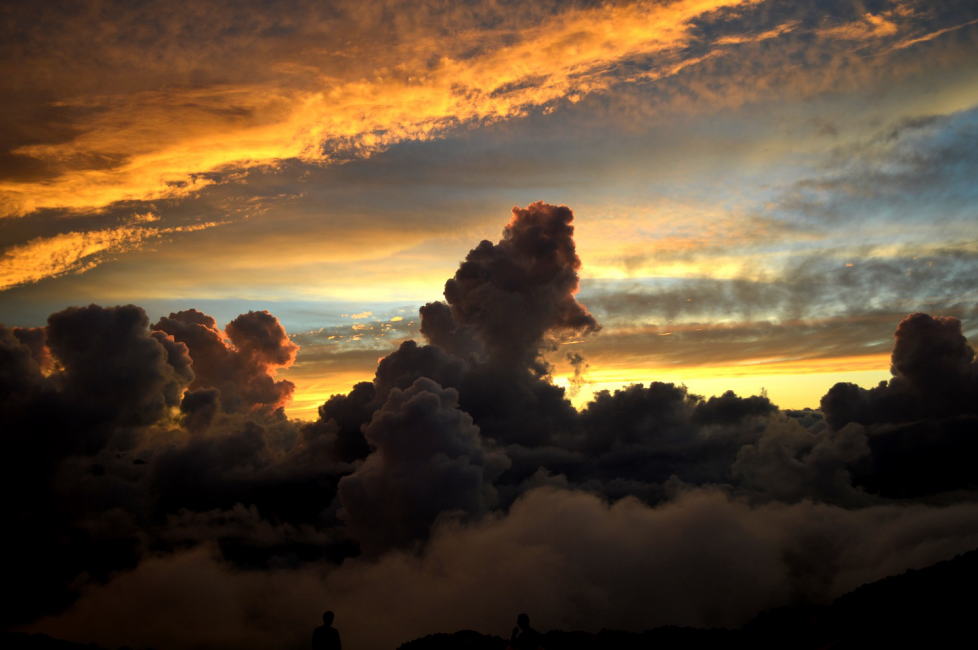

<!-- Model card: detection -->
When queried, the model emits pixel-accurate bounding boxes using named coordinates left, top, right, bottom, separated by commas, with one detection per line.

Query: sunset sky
left=5, top=3, right=978, bottom=649
left=3, top=0, right=977, bottom=416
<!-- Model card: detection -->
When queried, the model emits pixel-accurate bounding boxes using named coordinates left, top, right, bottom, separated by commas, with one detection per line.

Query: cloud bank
left=3, top=202, right=978, bottom=649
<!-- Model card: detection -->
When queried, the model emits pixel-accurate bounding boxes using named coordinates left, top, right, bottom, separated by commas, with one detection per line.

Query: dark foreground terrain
left=402, top=545, right=978, bottom=650
left=6, top=547, right=977, bottom=650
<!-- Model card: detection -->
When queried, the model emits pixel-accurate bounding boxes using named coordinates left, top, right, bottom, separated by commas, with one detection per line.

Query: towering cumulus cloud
left=421, top=202, right=599, bottom=446
left=317, top=202, right=599, bottom=451
left=436, top=202, right=598, bottom=369
left=155, top=309, right=298, bottom=414
left=4, top=204, right=978, bottom=650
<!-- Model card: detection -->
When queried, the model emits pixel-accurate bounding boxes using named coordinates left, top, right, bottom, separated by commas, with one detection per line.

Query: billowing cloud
left=31, top=488, right=978, bottom=650
left=338, top=378, right=509, bottom=554
left=1, top=304, right=197, bottom=624
left=435, top=201, right=598, bottom=369
left=4, top=202, right=978, bottom=650
left=821, top=312, right=978, bottom=429
left=155, top=308, right=299, bottom=413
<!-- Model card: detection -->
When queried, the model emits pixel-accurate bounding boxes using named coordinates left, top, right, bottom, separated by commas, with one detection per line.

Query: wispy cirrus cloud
left=0, top=219, right=223, bottom=291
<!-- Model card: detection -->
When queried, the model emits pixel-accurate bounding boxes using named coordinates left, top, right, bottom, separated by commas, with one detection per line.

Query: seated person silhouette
left=312, top=610, right=342, bottom=650
left=510, top=613, right=542, bottom=650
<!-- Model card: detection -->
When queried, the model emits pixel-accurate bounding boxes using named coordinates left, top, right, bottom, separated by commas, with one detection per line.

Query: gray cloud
left=338, top=378, right=509, bottom=554
left=776, top=107, right=978, bottom=224
left=6, top=201, right=978, bottom=649
left=582, top=246, right=978, bottom=326
left=33, top=487, right=978, bottom=650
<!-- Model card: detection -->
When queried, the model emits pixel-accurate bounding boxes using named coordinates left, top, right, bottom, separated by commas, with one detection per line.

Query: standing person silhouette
left=312, top=610, right=342, bottom=650
left=509, top=613, right=542, bottom=650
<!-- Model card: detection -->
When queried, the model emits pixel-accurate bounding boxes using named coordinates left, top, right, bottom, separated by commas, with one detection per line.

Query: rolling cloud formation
left=3, top=203, right=978, bottom=650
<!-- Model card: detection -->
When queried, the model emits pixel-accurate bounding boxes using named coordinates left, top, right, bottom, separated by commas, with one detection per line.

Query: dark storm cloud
left=145, top=413, right=353, bottom=553
left=315, top=202, right=600, bottom=450
left=731, top=418, right=873, bottom=505
left=48, top=304, right=194, bottom=427
left=306, top=381, right=376, bottom=463
left=1, top=304, right=198, bottom=625
left=815, top=313, right=978, bottom=500
left=338, top=378, right=509, bottom=554
left=10, top=324, right=51, bottom=370
left=373, top=340, right=467, bottom=403
left=0, top=303, right=339, bottom=627
left=821, top=312, right=978, bottom=429
left=180, top=387, right=221, bottom=433
left=553, top=383, right=780, bottom=501
left=418, top=201, right=599, bottom=446
left=418, top=300, right=477, bottom=360
left=7, top=201, right=978, bottom=648
left=0, top=325, right=46, bottom=395
left=890, top=311, right=977, bottom=404
left=1, top=304, right=194, bottom=473
left=308, top=201, right=978, bottom=516
left=301, top=339, right=468, bottom=465
left=435, top=201, right=598, bottom=369
left=154, top=308, right=298, bottom=412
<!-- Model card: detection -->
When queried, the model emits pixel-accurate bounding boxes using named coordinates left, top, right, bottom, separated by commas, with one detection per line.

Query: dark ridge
left=398, top=629, right=506, bottom=650
left=399, top=546, right=978, bottom=650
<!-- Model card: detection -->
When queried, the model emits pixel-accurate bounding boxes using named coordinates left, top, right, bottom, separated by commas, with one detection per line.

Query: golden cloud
left=8, top=0, right=923, bottom=218
left=0, top=221, right=223, bottom=291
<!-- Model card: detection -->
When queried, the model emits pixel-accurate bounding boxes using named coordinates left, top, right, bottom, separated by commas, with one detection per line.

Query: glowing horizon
left=3, top=0, right=978, bottom=422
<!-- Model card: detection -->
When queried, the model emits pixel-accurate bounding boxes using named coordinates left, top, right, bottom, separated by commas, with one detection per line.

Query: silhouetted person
left=510, top=613, right=542, bottom=650
left=312, top=610, right=341, bottom=650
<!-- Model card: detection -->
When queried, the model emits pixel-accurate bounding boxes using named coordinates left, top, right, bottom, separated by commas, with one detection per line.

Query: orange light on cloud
left=817, top=11, right=903, bottom=41
left=891, top=16, right=978, bottom=51
left=8, top=0, right=911, bottom=219
left=0, top=220, right=223, bottom=291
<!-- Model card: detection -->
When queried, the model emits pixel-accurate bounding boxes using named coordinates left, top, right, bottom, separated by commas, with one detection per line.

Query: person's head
left=322, top=610, right=335, bottom=626
left=517, top=613, right=530, bottom=629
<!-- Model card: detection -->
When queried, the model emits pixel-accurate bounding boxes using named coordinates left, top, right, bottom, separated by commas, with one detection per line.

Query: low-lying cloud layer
left=4, top=203, right=978, bottom=649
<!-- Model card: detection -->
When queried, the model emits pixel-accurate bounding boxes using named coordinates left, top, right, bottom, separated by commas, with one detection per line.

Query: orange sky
left=2, top=0, right=977, bottom=415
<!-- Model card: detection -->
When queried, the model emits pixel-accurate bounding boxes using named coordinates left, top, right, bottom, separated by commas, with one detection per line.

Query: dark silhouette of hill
left=399, top=546, right=978, bottom=650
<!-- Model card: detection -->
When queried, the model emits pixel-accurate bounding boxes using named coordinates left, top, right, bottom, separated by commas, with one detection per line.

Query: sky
left=3, top=2, right=978, bottom=649
left=3, top=0, right=977, bottom=417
